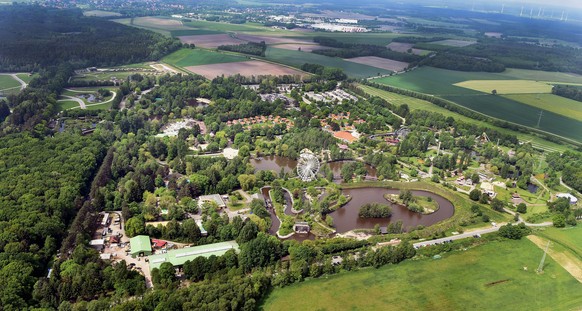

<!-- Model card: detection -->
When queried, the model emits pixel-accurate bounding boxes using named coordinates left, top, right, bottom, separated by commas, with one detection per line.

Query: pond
left=328, top=187, right=455, bottom=233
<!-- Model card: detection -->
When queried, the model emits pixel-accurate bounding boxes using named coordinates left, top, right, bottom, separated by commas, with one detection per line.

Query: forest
left=217, top=41, right=267, bottom=57
left=422, top=53, right=506, bottom=72
left=0, top=5, right=181, bottom=72
left=312, top=37, right=423, bottom=64
left=552, top=85, right=582, bottom=102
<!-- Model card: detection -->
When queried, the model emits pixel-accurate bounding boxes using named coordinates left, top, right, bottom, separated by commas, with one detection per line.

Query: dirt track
left=185, top=60, right=305, bottom=79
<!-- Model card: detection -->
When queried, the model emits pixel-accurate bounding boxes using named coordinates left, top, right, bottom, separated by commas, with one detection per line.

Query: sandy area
left=344, top=56, right=409, bottom=72
left=178, top=34, right=244, bottom=48
left=387, top=42, right=431, bottom=55
left=185, top=61, right=305, bottom=79
left=527, top=235, right=582, bottom=283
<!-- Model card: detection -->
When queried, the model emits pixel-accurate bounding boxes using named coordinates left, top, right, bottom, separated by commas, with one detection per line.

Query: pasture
left=262, top=239, right=582, bottom=311
left=386, top=42, right=431, bottom=56
left=454, top=80, right=553, bottom=94
left=536, top=226, right=582, bottom=258
left=184, top=60, right=305, bottom=79
left=344, top=56, right=409, bottom=72
left=265, top=47, right=392, bottom=79
left=503, top=94, right=582, bottom=122
left=358, top=84, right=570, bottom=152
left=162, top=48, right=249, bottom=68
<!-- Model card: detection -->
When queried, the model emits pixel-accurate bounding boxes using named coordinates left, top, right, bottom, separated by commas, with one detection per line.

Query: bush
left=358, top=203, right=392, bottom=218
left=516, top=203, right=527, bottom=214
left=498, top=223, right=530, bottom=240
left=553, top=214, right=566, bottom=228
left=469, top=189, right=481, bottom=201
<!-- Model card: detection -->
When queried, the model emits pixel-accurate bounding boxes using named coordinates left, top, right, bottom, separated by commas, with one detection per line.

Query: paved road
left=58, top=95, right=86, bottom=109
left=10, top=74, right=28, bottom=90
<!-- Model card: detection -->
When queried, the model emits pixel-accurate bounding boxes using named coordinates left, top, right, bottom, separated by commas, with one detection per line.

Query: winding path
left=58, top=90, right=117, bottom=110
left=58, top=95, right=86, bottom=109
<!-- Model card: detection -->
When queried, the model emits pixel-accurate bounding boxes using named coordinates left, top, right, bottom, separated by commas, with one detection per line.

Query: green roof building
left=129, top=235, right=152, bottom=258
left=148, top=240, right=239, bottom=272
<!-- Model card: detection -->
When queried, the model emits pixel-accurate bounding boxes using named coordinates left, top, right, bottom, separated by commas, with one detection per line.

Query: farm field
left=184, top=60, right=305, bottom=79
left=162, top=48, right=249, bottom=68
left=503, top=94, right=582, bottom=122
left=454, top=80, right=553, bottom=94
left=344, top=56, right=409, bottom=72
left=83, top=10, right=121, bottom=17
left=262, top=239, right=582, bottom=311
left=178, top=34, right=243, bottom=48
left=386, top=42, right=431, bottom=56
left=358, top=85, right=571, bottom=152
left=536, top=226, right=582, bottom=258
left=273, top=43, right=327, bottom=52
left=265, top=47, right=392, bottom=79
left=373, top=67, right=582, bottom=143
left=431, top=39, right=477, bottom=47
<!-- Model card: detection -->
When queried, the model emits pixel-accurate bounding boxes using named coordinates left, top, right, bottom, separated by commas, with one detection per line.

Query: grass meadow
left=261, top=239, right=582, bottom=311
left=162, top=48, right=249, bottom=68
left=454, top=80, right=553, bottom=94
left=0, top=74, right=21, bottom=90
left=503, top=94, right=582, bottom=122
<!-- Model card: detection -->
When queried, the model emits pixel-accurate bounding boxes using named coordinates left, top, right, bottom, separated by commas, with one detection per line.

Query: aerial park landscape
left=0, top=0, right=582, bottom=310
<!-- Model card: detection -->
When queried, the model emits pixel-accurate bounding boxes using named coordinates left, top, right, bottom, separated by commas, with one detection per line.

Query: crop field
left=386, top=42, right=431, bottom=56
left=358, top=85, right=571, bottom=152
left=265, top=47, right=392, bottom=79
left=454, top=80, right=553, bottom=94
left=185, top=60, right=305, bottom=79
left=262, top=239, right=582, bottom=311
left=178, top=34, right=244, bottom=48
left=162, top=48, right=249, bottom=68
left=501, top=68, right=582, bottom=84
left=344, top=56, right=409, bottom=72
left=431, top=39, right=477, bottom=47
left=373, top=67, right=582, bottom=143
left=273, top=43, right=328, bottom=52
left=503, top=94, right=582, bottom=122
left=83, top=10, right=121, bottom=17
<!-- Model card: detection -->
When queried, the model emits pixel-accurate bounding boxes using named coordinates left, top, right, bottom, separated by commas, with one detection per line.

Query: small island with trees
left=385, top=190, right=439, bottom=214
left=358, top=202, right=392, bottom=218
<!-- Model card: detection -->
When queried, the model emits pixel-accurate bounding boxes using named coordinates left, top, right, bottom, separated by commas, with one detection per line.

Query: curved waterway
left=329, top=187, right=455, bottom=233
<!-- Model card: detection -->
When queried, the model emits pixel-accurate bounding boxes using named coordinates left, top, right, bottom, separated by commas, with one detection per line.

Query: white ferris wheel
left=296, top=149, right=320, bottom=182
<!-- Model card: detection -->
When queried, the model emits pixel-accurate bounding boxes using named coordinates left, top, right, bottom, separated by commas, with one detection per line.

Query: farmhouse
left=129, top=235, right=153, bottom=258
left=148, top=241, right=239, bottom=272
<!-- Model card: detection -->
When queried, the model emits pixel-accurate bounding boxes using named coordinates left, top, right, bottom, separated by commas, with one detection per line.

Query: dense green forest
left=0, top=6, right=181, bottom=71
left=218, top=41, right=267, bottom=57
left=552, top=85, right=582, bottom=102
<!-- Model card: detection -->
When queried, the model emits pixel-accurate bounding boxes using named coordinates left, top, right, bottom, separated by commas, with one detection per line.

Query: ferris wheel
left=297, top=149, right=320, bottom=182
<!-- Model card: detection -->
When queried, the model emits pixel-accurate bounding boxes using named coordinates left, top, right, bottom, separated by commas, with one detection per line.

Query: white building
left=556, top=193, right=578, bottom=204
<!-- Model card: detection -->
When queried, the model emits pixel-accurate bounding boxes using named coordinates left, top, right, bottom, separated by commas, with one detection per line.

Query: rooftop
left=333, top=131, right=357, bottom=143
left=198, top=194, right=226, bottom=208
left=148, top=241, right=239, bottom=271
left=130, top=235, right=152, bottom=255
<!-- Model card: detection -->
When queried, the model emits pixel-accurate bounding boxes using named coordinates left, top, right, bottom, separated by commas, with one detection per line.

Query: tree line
left=312, top=37, right=423, bottom=64
left=218, top=41, right=267, bottom=57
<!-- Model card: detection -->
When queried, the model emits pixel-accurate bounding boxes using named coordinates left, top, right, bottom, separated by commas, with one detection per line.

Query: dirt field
left=528, top=235, right=582, bottom=283
left=185, top=60, right=305, bottom=79
left=344, top=56, right=409, bottom=72
left=485, top=32, right=503, bottom=38
left=387, top=42, right=431, bottom=56
left=432, top=39, right=477, bottom=47
left=178, top=34, right=244, bottom=48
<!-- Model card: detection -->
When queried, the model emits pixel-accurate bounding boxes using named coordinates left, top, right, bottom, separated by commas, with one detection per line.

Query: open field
left=503, top=94, right=582, bottom=122
left=265, top=47, right=392, bottom=79
left=57, top=100, right=82, bottom=111
left=15, top=73, right=35, bottom=84
left=358, top=85, right=571, bottom=152
left=372, top=67, right=582, bottom=143
left=262, top=239, right=582, bottom=311
left=185, top=60, right=305, bottom=79
left=178, top=34, right=243, bottom=48
left=131, top=16, right=183, bottom=29
left=501, top=68, right=582, bottom=84
left=0, top=75, right=21, bottom=90
left=528, top=235, right=582, bottom=283
left=387, top=42, right=432, bottom=56
left=235, top=33, right=313, bottom=45
left=536, top=226, right=582, bottom=259
left=162, top=48, right=249, bottom=68
left=273, top=43, right=328, bottom=52
left=344, top=56, right=409, bottom=72
left=83, top=10, right=121, bottom=17
left=454, top=80, right=553, bottom=94
left=431, top=39, right=477, bottom=47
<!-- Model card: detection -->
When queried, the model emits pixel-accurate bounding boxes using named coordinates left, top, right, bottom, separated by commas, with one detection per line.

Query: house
left=556, top=193, right=578, bottom=204
left=152, top=239, right=168, bottom=249
left=333, top=131, right=357, bottom=143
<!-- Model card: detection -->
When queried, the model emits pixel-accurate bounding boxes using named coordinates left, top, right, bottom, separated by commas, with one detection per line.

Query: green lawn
left=264, top=47, right=392, bottom=79
left=162, top=48, right=249, bottom=68
left=262, top=239, right=582, bottom=311
left=15, top=73, right=35, bottom=84
left=0, top=74, right=21, bottom=90
left=358, top=84, right=571, bottom=152
left=57, top=100, right=81, bottom=111
left=537, top=226, right=582, bottom=258
left=503, top=94, right=582, bottom=122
